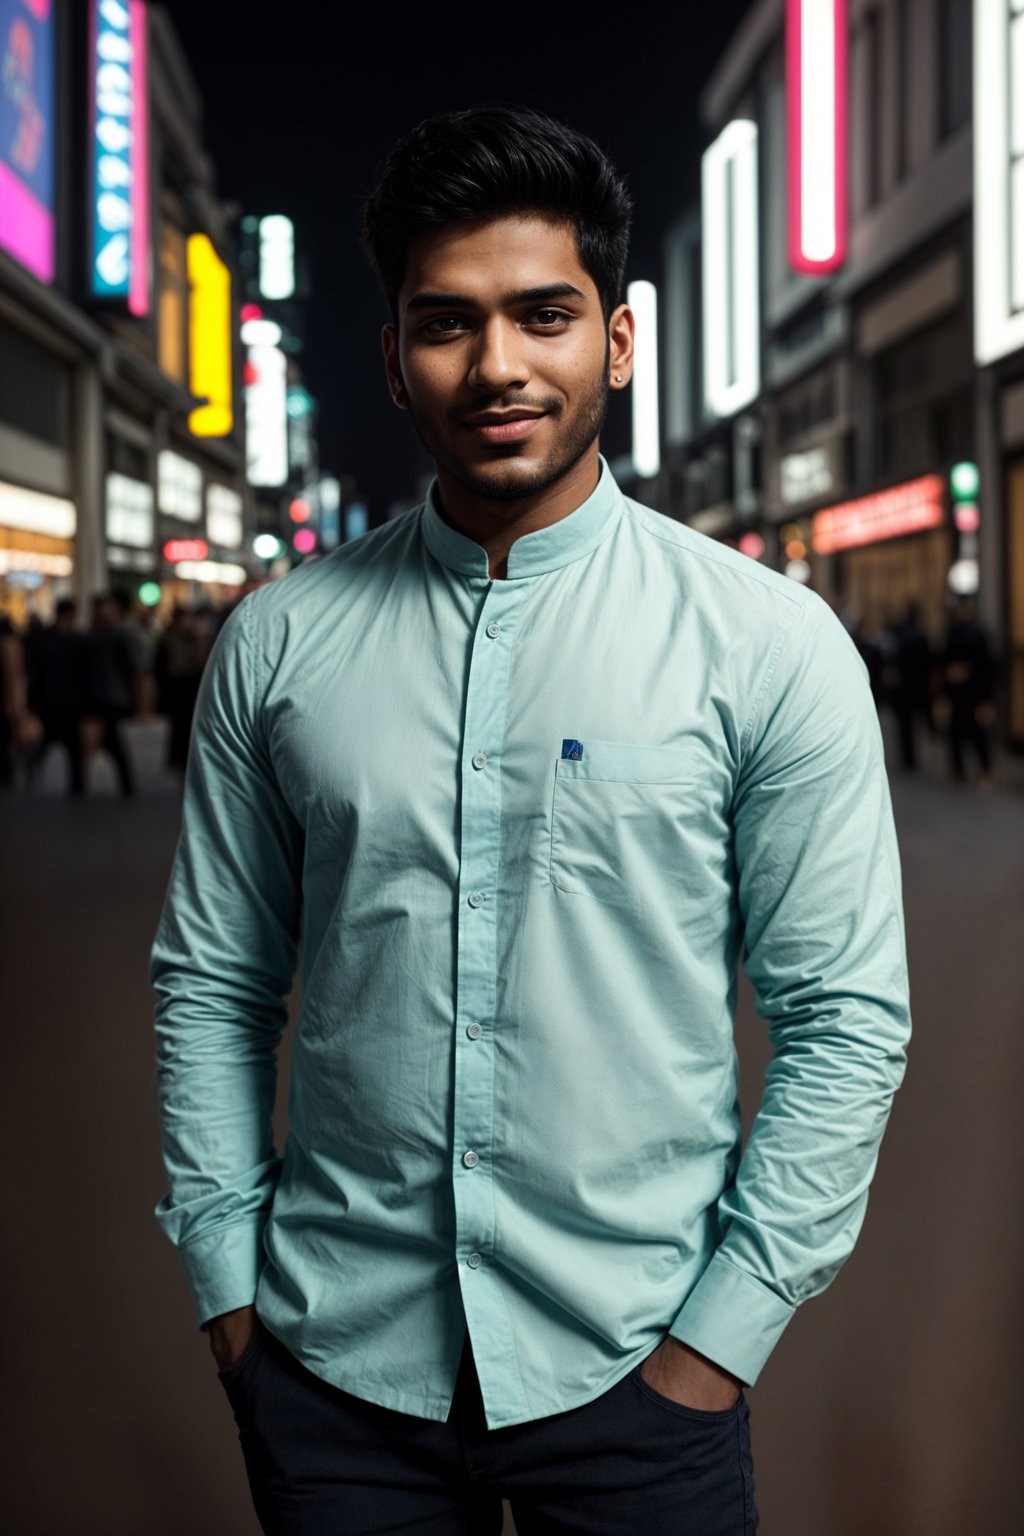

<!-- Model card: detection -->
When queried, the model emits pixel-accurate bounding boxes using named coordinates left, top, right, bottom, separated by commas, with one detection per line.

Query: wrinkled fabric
left=150, top=455, right=911, bottom=1430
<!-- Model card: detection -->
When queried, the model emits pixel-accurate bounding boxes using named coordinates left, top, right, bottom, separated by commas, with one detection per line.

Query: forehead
left=399, top=214, right=596, bottom=305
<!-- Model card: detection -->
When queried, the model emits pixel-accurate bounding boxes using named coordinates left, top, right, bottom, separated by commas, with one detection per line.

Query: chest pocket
left=548, top=739, right=701, bottom=904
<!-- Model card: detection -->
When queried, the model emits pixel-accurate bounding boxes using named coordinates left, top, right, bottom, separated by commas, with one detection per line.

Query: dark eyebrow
left=405, top=282, right=588, bottom=314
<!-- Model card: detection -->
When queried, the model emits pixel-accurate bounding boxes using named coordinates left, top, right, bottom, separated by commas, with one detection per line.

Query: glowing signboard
left=812, top=474, right=945, bottom=553
left=187, top=233, right=233, bottom=437
left=259, top=214, right=294, bottom=300
left=245, top=343, right=288, bottom=487
left=627, top=279, right=660, bottom=478
left=0, top=0, right=56, bottom=283
left=702, top=120, right=760, bottom=418
left=975, top=0, right=1024, bottom=364
left=787, top=0, right=848, bottom=274
left=163, top=537, right=209, bottom=563
left=90, top=0, right=150, bottom=315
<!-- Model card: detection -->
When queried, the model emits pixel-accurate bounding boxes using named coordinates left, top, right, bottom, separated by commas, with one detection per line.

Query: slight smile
left=464, top=415, right=547, bottom=444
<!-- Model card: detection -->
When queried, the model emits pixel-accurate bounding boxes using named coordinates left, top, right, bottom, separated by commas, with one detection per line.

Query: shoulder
left=245, top=510, right=420, bottom=627
left=622, top=496, right=814, bottom=615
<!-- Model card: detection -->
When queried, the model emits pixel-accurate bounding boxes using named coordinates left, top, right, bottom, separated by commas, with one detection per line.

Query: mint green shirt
left=150, top=455, right=911, bottom=1430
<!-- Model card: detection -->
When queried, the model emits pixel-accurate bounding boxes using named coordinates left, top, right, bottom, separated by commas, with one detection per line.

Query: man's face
left=383, top=214, right=628, bottom=506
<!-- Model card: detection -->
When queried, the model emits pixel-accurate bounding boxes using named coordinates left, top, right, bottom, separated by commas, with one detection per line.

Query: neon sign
left=812, top=474, right=945, bottom=553
left=187, top=233, right=233, bottom=437
left=787, top=0, right=848, bottom=274
left=974, top=0, right=1024, bottom=364
left=163, top=538, right=209, bottom=563
left=702, top=120, right=760, bottom=418
left=0, top=0, right=56, bottom=282
left=90, top=0, right=150, bottom=315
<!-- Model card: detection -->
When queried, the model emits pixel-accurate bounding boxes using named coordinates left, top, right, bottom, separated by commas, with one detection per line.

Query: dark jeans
left=217, top=1319, right=758, bottom=1535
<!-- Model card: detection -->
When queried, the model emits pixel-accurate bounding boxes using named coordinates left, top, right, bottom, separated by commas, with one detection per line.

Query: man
left=151, top=103, right=911, bottom=1535
left=85, top=589, right=146, bottom=798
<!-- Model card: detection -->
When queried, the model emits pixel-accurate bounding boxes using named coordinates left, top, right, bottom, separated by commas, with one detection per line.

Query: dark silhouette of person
left=885, top=601, right=934, bottom=771
left=84, top=588, right=144, bottom=798
left=940, top=595, right=997, bottom=788
left=23, top=598, right=88, bottom=796
left=154, top=606, right=207, bottom=786
left=0, top=612, right=25, bottom=788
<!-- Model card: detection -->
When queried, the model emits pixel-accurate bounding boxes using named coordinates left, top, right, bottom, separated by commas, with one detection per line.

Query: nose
left=466, top=316, right=530, bottom=394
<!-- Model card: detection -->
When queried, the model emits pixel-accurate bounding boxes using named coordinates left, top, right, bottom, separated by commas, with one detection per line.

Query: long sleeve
left=669, top=594, right=912, bottom=1385
left=149, top=591, right=304, bottom=1329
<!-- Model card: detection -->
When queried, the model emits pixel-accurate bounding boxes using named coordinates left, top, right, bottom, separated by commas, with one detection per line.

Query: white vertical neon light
left=801, top=0, right=837, bottom=262
left=975, top=0, right=1024, bottom=363
left=627, top=279, right=660, bottom=478
left=702, top=120, right=760, bottom=418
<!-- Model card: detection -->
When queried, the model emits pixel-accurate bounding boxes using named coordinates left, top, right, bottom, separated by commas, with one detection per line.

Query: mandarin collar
left=421, top=454, right=623, bottom=580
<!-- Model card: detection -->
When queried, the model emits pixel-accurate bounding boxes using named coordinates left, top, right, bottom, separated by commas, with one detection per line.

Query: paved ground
left=2, top=717, right=1021, bottom=1535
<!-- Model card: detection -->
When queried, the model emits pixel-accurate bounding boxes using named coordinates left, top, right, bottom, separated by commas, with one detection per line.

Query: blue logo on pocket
left=561, top=739, right=584, bottom=760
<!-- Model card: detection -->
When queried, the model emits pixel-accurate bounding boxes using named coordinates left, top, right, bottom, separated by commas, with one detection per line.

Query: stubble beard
left=404, top=364, right=612, bottom=506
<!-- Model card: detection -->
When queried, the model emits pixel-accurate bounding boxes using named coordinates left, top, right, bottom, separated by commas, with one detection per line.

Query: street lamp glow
left=702, top=120, right=760, bottom=418
left=627, top=279, right=660, bottom=479
left=253, top=533, right=284, bottom=559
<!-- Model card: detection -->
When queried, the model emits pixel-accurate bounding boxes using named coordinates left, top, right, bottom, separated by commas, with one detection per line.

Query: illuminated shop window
left=157, top=450, right=202, bottom=520
left=106, top=473, right=154, bottom=548
left=206, top=484, right=243, bottom=548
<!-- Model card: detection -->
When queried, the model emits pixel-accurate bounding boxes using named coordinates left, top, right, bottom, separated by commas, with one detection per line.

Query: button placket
left=450, top=582, right=525, bottom=1417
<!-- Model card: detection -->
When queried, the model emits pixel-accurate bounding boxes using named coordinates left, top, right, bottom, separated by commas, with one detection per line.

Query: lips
left=465, top=414, right=546, bottom=444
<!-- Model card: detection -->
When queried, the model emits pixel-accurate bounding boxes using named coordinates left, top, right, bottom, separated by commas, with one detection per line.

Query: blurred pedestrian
left=851, top=612, right=885, bottom=706
left=0, top=611, right=28, bottom=788
left=885, top=601, right=934, bottom=771
left=22, top=597, right=88, bottom=796
left=154, top=605, right=206, bottom=786
left=84, top=589, right=145, bottom=798
left=940, top=594, right=996, bottom=789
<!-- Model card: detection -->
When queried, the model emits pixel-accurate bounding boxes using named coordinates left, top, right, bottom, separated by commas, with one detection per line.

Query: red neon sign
left=787, top=0, right=848, bottom=275
left=163, top=538, right=209, bottom=563
left=812, top=475, right=945, bottom=554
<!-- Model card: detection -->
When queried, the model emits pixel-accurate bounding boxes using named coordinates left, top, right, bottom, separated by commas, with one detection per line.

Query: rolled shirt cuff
left=177, top=1219, right=268, bottom=1331
left=668, top=1250, right=796, bottom=1386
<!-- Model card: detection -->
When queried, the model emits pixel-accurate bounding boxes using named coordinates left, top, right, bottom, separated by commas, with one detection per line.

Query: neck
left=433, top=443, right=601, bottom=580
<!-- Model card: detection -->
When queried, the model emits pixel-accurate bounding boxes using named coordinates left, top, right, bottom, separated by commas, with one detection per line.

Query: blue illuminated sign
left=90, top=0, right=149, bottom=314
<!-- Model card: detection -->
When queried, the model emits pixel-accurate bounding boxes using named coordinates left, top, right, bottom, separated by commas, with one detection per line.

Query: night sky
left=163, top=4, right=753, bottom=521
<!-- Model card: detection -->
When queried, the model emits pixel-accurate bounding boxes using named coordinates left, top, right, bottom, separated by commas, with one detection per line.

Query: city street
left=2, top=722, right=1021, bottom=1535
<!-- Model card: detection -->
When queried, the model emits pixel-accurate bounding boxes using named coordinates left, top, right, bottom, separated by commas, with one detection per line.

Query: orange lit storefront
left=810, top=474, right=955, bottom=639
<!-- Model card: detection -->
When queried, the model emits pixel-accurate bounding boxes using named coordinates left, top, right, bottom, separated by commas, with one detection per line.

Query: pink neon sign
left=812, top=475, right=946, bottom=554
left=787, top=0, right=848, bottom=275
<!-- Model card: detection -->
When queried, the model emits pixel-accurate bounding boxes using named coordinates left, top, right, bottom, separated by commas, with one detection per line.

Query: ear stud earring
left=614, top=374, right=623, bottom=382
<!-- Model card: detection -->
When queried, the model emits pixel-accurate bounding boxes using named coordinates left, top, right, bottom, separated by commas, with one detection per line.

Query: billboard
left=90, top=0, right=150, bottom=315
left=0, top=0, right=56, bottom=283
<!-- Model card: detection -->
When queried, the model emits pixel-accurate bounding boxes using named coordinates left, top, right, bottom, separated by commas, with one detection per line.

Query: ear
left=607, top=303, right=635, bottom=388
left=382, top=324, right=407, bottom=409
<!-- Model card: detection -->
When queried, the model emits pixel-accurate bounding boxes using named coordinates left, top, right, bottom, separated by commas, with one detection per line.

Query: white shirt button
left=462, top=1150, right=480, bottom=1168
left=467, top=890, right=486, bottom=908
left=466, top=1022, right=483, bottom=1039
left=466, top=1252, right=482, bottom=1268
left=471, top=753, right=488, bottom=770
left=486, top=622, right=502, bottom=638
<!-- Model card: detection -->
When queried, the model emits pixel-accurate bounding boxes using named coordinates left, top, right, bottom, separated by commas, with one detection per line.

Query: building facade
left=0, top=1, right=251, bottom=629
left=649, top=0, right=1024, bottom=759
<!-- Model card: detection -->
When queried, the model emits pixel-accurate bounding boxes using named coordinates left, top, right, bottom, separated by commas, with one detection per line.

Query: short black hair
left=359, top=102, right=633, bottom=326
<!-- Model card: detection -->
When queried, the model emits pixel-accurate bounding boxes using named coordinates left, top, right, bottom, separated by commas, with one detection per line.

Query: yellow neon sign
left=187, top=234, right=233, bottom=437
